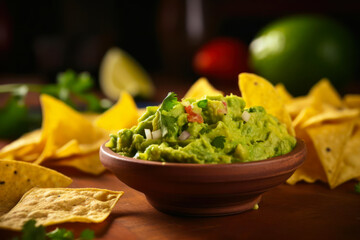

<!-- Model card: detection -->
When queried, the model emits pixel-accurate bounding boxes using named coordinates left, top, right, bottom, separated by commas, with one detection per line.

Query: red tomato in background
left=193, top=37, right=249, bottom=81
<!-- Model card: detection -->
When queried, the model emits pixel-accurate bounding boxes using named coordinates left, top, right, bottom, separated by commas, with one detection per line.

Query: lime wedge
left=99, top=47, right=155, bottom=100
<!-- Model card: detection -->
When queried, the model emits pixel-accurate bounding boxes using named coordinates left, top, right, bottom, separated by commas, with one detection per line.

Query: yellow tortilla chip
left=35, top=95, right=108, bottom=164
left=306, top=121, right=354, bottom=188
left=285, top=96, right=312, bottom=119
left=239, top=73, right=295, bottom=136
left=95, top=91, right=139, bottom=133
left=286, top=128, right=327, bottom=185
left=301, top=108, right=359, bottom=128
left=184, top=77, right=223, bottom=99
left=309, top=78, right=343, bottom=108
left=344, top=94, right=360, bottom=109
left=0, top=129, right=42, bottom=161
left=292, top=107, right=319, bottom=128
left=48, top=151, right=106, bottom=175
left=0, top=188, right=123, bottom=231
left=0, top=160, right=72, bottom=215
left=332, top=125, right=360, bottom=187
left=275, top=83, right=293, bottom=104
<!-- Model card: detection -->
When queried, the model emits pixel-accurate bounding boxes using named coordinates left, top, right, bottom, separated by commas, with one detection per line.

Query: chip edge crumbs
left=0, top=188, right=124, bottom=231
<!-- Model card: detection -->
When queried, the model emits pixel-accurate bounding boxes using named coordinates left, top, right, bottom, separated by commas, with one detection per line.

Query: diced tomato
left=185, top=105, right=204, bottom=123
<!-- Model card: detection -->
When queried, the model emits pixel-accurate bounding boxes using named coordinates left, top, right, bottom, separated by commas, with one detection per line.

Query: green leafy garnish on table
left=355, top=182, right=360, bottom=194
left=0, top=69, right=112, bottom=139
left=12, top=219, right=94, bottom=240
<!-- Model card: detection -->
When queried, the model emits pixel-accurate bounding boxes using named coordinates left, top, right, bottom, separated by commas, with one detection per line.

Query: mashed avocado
left=106, top=93, right=296, bottom=163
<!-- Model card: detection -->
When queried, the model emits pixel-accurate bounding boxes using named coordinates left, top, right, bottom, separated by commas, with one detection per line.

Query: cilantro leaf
left=197, top=99, right=208, bottom=109
left=18, top=220, right=94, bottom=240
left=160, top=92, right=178, bottom=111
left=46, top=228, right=74, bottom=240
left=355, top=182, right=360, bottom=194
left=156, top=92, right=180, bottom=139
left=21, top=219, right=46, bottom=240
left=211, top=136, right=226, bottom=149
left=80, top=229, right=95, bottom=240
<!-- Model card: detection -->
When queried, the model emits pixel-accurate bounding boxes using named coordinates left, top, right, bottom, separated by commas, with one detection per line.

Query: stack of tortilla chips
left=275, top=79, right=360, bottom=188
left=0, top=92, right=139, bottom=175
left=238, top=73, right=360, bottom=188
left=0, top=91, right=138, bottom=231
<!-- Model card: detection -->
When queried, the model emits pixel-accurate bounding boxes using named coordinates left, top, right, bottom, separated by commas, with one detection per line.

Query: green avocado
left=106, top=93, right=296, bottom=163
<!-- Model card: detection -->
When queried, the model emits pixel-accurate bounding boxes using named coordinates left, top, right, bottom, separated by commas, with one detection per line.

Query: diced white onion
left=144, top=129, right=152, bottom=140
left=152, top=129, right=162, bottom=140
left=181, top=101, right=191, bottom=107
left=242, top=111, right=251, bottom=122
left=178, top=130, right=191, bottom=141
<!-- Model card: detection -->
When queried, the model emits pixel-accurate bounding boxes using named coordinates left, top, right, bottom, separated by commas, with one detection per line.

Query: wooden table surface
left=1, top=161, right=360, bottom=240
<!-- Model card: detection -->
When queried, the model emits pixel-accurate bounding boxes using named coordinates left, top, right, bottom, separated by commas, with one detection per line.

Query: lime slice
left=99, top=47, right=155, bottom=100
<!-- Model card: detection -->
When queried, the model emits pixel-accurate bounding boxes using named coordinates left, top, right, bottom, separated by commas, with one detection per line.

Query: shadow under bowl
left=100, top=138, right=306, bottom=217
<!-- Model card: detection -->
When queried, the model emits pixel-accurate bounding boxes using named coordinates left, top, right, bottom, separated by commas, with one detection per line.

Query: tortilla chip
left=239, top=73, right=295, bottom=136
left=275, top=83, right=293, bottom=104
left=292, top=107, right=319, bottom=128
left=95, top=91, right=139, bottom=133
left=48, top=151, right=106, bottom=175
left=0, top=188, right=123, bottom=231
left=286, top=128, right=327, bottom=185
left=184, top=77, right=223, bottom=99
left=306, top=121, right=355, bottom=188
left=332, top=125, right=360, bottom=187
left=0, top=160, right=72, bottom=215
left=301, top=108, right=359, bottom=128
left=344, top=94, right=360, bottom=109
left=285, top=96, right=313, bottom=119
left=35, top=95, right=108, bottom=164
left=0, top=129, right=42, bottom=161
left=309, top=78, right=343, bottom=108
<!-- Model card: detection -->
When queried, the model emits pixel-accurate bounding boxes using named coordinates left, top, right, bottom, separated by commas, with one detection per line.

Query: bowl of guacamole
left=100, top=93, right=306, bottom=216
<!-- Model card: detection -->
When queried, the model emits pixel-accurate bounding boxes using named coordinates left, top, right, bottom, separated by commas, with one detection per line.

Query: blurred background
left=0, top=0, right=360, bottom=101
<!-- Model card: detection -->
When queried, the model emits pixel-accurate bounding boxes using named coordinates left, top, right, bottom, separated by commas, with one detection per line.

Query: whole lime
left=249, top=15, right=356, bottom=95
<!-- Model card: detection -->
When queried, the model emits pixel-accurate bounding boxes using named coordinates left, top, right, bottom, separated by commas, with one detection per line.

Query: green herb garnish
left=12, top=219, right=94, bottom=240
left=197, top=99, right=208, bottom=109
left=355, top=182, right=360, bottom=194
left=0, top=69, right=111, bottom=139
left=211, top=136, right=226, bottom=149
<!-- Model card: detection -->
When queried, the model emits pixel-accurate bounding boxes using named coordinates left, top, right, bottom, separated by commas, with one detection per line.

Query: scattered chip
left=0, top=160, right=72, bottom=215
left=301, top=108, right=359, bottom=128
left=0, top=188, right=123, bottom=231
left=306, top=120, right=354, bottom=188
left=332, top=125, right=360, bottom=187
left=47, top=151, right=106, bottom=175
left=35, top=95, right=108, bottom=164
left=308, top=78, right=343, bottom=108
left=184, top=77, right=223, bottom=99
left=275, top=83, right=293, bottom=104
left=344, top=94, right=360, bottom=109
left=286, top=128, right=327, bottom=185
left=95, top=91, right=139, bottom=133
left=0, top=129, right=42, bottom=161
left=239, top=73, right=295, bottom=136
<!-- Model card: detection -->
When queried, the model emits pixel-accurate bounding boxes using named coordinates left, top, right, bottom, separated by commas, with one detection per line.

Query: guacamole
left=106, top=93, right=296, bottom=163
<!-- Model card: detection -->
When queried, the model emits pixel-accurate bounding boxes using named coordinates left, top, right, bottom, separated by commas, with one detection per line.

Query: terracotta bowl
left=100, top=138, right=306, bottom=216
